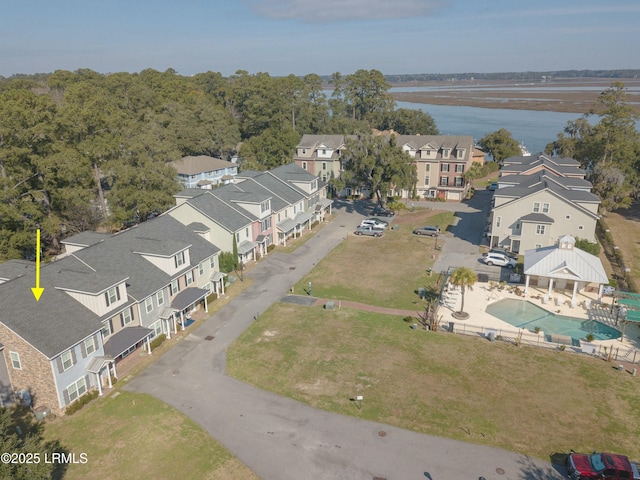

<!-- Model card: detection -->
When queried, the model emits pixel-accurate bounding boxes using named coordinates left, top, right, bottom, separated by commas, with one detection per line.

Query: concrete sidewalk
left=125, top=205, right=566, bottom=479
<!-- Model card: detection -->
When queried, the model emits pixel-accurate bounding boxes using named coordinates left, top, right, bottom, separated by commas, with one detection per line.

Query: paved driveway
left=125, top=200, right=565, bottom=479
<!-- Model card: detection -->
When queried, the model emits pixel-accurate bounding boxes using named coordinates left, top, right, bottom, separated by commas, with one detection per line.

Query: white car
left=360, top=219, right=387, bottom=229
left=481, top=252, right=517, bottom=268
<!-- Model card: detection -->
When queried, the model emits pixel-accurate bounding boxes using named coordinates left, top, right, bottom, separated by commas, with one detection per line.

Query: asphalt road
left=125, top=199, right=566, bottom=479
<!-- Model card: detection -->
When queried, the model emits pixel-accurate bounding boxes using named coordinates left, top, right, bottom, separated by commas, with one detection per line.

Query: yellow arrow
left=31, top=229, right=44, bottom=301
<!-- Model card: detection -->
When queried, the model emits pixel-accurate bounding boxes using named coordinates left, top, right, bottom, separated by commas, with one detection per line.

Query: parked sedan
left=481, top=252, right=517, bottom=268
left=483, top=248, right=518, bottom=260
left=413, top=226, right=440, bottom=237
left=361, top=218, right=389, bottom=229
left=372, top=206, right=395, bottom=217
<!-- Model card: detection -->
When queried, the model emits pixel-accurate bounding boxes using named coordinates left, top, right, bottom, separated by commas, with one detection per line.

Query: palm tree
left=449, top=267, right=477, bottom=319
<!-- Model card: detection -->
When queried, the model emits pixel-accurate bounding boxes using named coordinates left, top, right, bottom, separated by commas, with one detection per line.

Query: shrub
left=311, top=220, right=319, bottom=229
left=150, top=334, right=166, bottom=351
left=65, top=390, right=99, bottom=415
left=267, top=244, right=276, bottom=252
left=388, top=201, right=406, bottom=211
left=585, top=333, right=595, bottom=342
left=575, top=238, right=601, bottom=255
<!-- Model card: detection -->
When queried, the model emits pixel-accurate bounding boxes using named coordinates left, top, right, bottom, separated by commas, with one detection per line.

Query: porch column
left=547, top=277, right=554, bottom=297
left=146, top=336, right=152, bottom=355
left=95, top=372, right=103, bottom=396
left=571, top=281, right=579, bottom=305
left=597, top=283, right=604, bottom=302
left=110, top=362, right=118, bottom=381
left=204, top=296, right=209, bottom=313
left=165, top=318, right=172, bottom=339
left=524, top=275, right=530, bottom=294
left=173, top=315, right=178, bottom=335
left=220, top=278, right=225, bottom=296
left=180, top=311, right=185, bottom=331
left=106, top=367, right=113, bottom=388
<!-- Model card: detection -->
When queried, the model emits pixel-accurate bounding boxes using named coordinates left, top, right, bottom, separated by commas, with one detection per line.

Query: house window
left=235, top=232, right=239, bottom=242
left=302, top=149, right=306, bottom=155
left=542, top=203, right=550, bottom=213
left=67, top=377, right=87, bottom=403
left=198, top=262, right=205, bottom=276
left=101, top=320, right=113, bottom=338
left=455, top=164, right=464, bottom=173
left=209, top=257, right=215, bottom=269
left=533, top=202, right=540, bottom=213
left=322, top=149, right=326, bottom=155
left=120, top=308, right=133, bottom=327
left=245, top=227, right=249, bottom=237
left=322, top=162, right=327, bottom=170
left=311, top=179, right=317, bottom=190
left=424, top=176, right=429, bottom=185
left=496, top=216, right=502, bottom=228
left=170, top=279, right=179, bottom=296
left=516, top=222, right=521, bottom=230
left=9, top=351, right=21, bottom=370
left=156, top=291, right=165, bottom=306
left=145, top=297, right=153, bottom=313
left=454, top=177, right=464, bottom=187
left=84, top=337, right=96, bottom=356
left=440, top=164, right=450, bottom=172
left=442, top=149, right=450, bottom=159
left=185, top=271, right=194, bottom=286
left=105, top=286, right=120, bottom=307
left=261, top=217, right=271, bottom=231
left=440, top=177, right=449, bottom=186
left=535, top=244, right=542, bottom=249
left=565, top=214, right=571, bottom=219
left=456, top=149, right=465, bottom=159
left=203, top=282, right=211, bottom=293
left=425, top=164, right=430, bottom=171
left=149, top=320, right=163, bottom=339
left=61, top=350, right=74, bottom=371
left=535, top=225, right=546, bottom=235
left=302, top=162, right=307, bottom=170
left=578, top=225, right=584, bottom=230
left=174, top=251, right=186, bottom=269
left=261, top=200, right=270, bottom=213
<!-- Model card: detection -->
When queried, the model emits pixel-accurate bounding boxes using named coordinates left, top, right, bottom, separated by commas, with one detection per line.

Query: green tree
left=548, top=82, right=640, bottom=214
left=448, top=267, right=477, bottom=318
left=462, top=162, right=483, bottom=188
left=342, top=69, right=394, bottom=122
left=379, top=108, right=439, bottom=135
left=343, top=134, right=417, bottom=204
left=478, top=128, right=521, bottom=164
left=239, top=128, right=301, bottom=171
left=0, top=407, right=68, bottom=480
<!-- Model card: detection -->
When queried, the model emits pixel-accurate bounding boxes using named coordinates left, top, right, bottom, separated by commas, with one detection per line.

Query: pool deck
left=438, top=282, right=640, bottom=353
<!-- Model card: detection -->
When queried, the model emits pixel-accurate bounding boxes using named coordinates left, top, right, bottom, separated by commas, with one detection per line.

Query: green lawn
left=296, top=209, right=455, bottom=309
left=228, top=303, right=640, bottom=461
left=44, top=391, right=258, bottom=480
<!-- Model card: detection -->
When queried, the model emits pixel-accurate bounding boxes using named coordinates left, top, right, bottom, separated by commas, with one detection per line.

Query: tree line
left=0, top=68, right=437, bottom=261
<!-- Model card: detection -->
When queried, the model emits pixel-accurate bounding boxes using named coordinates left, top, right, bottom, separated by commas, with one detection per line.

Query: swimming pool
left=485, top=298, right=621, bottom=342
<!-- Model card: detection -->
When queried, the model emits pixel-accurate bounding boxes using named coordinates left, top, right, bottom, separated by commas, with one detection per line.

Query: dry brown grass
left=228, top=303, right=640, bottom=461
left=603, top=204, right=640, bottom=291
left=295, top=208, right=455, bottom=309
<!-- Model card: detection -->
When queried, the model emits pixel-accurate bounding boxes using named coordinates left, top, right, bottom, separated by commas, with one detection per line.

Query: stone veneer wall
left=0, top=323, right=62, bottom=415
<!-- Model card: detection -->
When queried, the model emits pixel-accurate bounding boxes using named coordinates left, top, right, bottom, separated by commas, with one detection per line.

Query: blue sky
left=1, top=0, right=639, bottom=77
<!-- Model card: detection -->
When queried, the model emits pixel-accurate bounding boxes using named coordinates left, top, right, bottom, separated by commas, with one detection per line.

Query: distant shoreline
left=389, top=78, right=640, bottom=114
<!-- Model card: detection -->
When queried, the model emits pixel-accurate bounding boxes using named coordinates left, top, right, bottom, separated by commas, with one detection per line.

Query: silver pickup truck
left=354, top=225, right=384, bottom=237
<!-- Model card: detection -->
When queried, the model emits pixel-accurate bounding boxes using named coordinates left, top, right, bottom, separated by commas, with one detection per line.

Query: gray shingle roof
left=0, top=259, right=35, bottom=282
left=186, top=191, right=254, bottom=232
left=0, top=215, right=220, bottom=358
left=520, top=213, right=554, bottom=223
left=297, top=134, right=346, bottom=150
left=494, top=174, right=600, bottom=209
left=61, top=231, right=110, bottom=248
left=499, top=171, right=592, bottom=190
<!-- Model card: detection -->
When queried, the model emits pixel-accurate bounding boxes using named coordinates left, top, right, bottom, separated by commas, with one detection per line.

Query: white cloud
left=245, top=0, right=448, bottom=22
left=480, top=4, right=640, bottom=20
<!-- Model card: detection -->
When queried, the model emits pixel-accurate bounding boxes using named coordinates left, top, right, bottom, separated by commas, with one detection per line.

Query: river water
left=393, top=100, right=580, bottom=155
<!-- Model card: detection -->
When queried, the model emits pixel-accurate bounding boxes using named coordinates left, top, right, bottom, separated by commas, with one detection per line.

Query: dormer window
left=456, top=149, right=465, bottom=159
left=105, top=286, right=121, bottom=307
left=442, top=149, right=450, bottom=159
left=174, top=251, right=186, bottom=268
left=311, top=179, right=317, bottom=190
left=261, top=199, right=270, bottom=213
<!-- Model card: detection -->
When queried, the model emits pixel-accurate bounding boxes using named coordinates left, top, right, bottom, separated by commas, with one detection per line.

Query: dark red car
left=567, top=452, right=640, bottom=480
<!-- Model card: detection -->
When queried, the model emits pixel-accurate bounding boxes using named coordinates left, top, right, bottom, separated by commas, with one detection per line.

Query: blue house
left=171, top=155, right=238, bottom=189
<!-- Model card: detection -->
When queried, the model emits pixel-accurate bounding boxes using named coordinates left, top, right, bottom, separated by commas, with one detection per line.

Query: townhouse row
left=293, top=133, right=485, bottom=201
left=487, top=153, right=601, bottom=253
left=0, top=163, right=330, bottom=414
